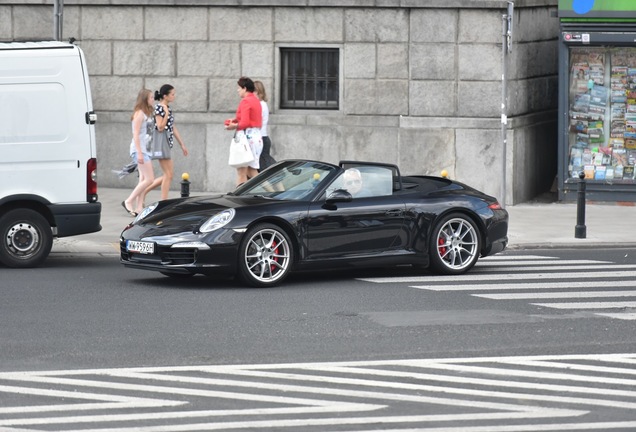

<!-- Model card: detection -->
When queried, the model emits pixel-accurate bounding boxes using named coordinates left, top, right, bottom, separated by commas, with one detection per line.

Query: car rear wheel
left=0, top=209, right=53, bottom=268
left=429, top=213, right=480, bottom=275
left=238, top=223, right=293, bottom=287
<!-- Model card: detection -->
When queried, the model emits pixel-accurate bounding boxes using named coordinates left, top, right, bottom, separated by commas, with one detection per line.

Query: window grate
left=281, top=48, right=339, bottom=110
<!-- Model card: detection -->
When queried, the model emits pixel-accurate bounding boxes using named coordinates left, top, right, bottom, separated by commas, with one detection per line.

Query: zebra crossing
left=1, top=354, right=636, bottom=431
left=359, top=254, right=636, bottom=320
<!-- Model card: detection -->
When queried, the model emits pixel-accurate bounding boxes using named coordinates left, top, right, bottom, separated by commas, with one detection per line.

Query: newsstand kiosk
left=558, top=1, right=636, bottom=201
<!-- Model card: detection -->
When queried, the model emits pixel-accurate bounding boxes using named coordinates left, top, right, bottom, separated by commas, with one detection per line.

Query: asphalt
left=50, top=187, right=636, bottom=257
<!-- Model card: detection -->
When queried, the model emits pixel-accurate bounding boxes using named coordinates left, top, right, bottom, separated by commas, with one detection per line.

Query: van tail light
left=87, top=158, right=98, bottom=203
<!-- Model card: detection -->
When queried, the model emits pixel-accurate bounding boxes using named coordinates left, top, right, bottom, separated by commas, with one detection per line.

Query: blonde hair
left=254, top=80, right=268, bottom=102
left=131, top=88, right=153, bottom=120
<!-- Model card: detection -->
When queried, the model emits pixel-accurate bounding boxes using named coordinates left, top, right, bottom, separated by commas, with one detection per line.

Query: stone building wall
left=0, top=0, right=559, bottom=204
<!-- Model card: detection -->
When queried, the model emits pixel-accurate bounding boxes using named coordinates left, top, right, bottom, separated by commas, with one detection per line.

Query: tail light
left=488, top=202, right=502, bottom=210
left=87, top=158, right=98, bottom=202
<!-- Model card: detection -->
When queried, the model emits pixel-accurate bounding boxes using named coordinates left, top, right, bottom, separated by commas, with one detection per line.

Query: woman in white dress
left=254, top=80, right=276, bottom=172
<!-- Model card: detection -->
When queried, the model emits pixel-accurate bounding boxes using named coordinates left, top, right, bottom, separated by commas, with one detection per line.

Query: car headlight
left=200, top=208, right=235, bottom=233
left=133, top=202, right=158, bottom=223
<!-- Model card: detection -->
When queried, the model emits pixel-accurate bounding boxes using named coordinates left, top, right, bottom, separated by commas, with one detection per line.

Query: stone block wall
left=1, top=0, right=559, bottom=204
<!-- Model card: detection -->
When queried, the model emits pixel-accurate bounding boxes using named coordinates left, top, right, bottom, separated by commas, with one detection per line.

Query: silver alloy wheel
left=6, top=222, right=41, bottom=260
left=435, top=217, right=479, bottom=271
left=243, top=227, right=291, bottom=284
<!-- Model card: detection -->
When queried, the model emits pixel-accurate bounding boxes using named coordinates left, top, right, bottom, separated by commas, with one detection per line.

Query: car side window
left=327, top=167, right=393, bottom=199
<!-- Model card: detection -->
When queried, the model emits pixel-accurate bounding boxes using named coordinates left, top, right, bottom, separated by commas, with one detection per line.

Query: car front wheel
left=238, top=223, right=293, bottom=287
left=0, top=209, right=53, bottom=268
left=429, top=213, right=481, bottom=275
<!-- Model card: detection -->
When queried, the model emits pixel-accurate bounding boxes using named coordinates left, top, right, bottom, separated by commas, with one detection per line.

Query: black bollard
left=180, top=173, right=190, bottom=198
left=575, top=171, right=586, bottom=239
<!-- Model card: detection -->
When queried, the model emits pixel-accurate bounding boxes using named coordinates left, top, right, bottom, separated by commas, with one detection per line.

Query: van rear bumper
left=49, top=202, right=102, bottom=237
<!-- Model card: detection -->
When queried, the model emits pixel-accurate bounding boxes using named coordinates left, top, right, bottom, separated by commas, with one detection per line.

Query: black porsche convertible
left=120, top=160, right=508, bottom=287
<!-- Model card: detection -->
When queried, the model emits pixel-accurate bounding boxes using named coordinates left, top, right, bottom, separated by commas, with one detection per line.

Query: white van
left=0, top=41, right=101, bottom=268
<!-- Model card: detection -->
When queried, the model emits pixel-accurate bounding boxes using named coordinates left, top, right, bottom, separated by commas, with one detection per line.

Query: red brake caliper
left=438, top=235, right=446, bottom=257
left=271, top=240, right=278, bottom=273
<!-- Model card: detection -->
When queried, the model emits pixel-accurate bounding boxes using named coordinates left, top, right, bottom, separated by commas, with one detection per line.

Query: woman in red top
left=225, top=77, right=263, bottom=185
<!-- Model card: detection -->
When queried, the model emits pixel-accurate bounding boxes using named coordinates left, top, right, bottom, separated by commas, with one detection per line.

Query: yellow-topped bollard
left=440, top=169, right=449, bottom=179
left=181, top=172, right=190, bottom=197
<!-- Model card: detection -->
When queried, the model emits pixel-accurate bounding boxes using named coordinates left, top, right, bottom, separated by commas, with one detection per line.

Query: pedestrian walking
left=225, top=77, right=263, bottom=185
left=121, top=88, right=155, bottom=216
left=142, top=84, right=188, bottom=203
left=254, top=80, right=276, bottom=172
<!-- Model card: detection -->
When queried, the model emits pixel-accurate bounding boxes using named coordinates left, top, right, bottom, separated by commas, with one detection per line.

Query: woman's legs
left=236, top=166, right=248, bottom=185
left=159, top=158, right=174, bottom=200
left=125, top=161, right=155, bottom=214
left=247, top=167, right=259, bottom=179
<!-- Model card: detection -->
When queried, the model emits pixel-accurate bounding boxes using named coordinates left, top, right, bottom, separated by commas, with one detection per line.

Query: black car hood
left=133, top=194, right=281, bottom=236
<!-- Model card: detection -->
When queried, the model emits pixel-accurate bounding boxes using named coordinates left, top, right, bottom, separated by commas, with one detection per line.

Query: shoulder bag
left=228, top=130, right=255, bottom=168
left=150, top=128, right=170, bottom=160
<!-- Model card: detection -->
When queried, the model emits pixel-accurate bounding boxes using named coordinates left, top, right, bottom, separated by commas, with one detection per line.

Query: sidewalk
left=51, top=187, right=636, bottom=256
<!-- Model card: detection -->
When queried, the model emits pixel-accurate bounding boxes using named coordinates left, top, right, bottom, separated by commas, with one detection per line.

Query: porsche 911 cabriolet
left=120, top=160, right=508, bottom=287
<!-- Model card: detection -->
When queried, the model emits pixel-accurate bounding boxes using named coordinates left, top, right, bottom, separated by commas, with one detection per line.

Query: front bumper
left=119, top=225, right=241, bottom=276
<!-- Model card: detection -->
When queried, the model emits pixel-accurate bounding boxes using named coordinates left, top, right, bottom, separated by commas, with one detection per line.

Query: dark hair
left=237, top=77, right=255, bottom=93
left=155, top=84, right=174, bottom=101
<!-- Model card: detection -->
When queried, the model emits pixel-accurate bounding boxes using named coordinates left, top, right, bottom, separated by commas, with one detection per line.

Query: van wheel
left=0, top=209, right=53, bottom=268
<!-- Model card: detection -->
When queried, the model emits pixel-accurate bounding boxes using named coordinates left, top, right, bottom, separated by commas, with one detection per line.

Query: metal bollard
left=575, top=171, right=586, bottom=239
left=180, top=172, right=190, bottom=198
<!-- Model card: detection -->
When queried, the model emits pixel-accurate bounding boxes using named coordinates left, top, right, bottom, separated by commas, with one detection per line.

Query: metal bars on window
left=281, top=48, right=339, bottom=110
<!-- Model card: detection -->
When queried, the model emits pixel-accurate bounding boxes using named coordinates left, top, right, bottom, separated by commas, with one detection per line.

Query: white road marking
left=476, top=259, right=611, bottom=266
left=596, top=312, right=636, bottom=320
left=363, top=255, right=636, bottom=320
left=475, top=290, right=636, bottom=300
left=1, top=354, right=636, bottom=431
left=359, top=270, right=636, bottom=283
left=531, top=300, right=636, bottom=309
left=411, top=280, right=636, bottom=291
left=475, top=264, right=636, bottom=272
left=480, top=255, right=556, bottom=260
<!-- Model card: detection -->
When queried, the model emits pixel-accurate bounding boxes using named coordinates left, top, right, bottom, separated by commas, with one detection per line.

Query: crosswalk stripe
left=476, top=260, right=610, bottom=267
left=481, top=255, right=556, bottom=260
left=596, top=312, right=636, bottom=320
left=475, top=290, right=636, bottom=300
left=360, top=271, right=636, bottom=284
left=476, top=264, right=636, bottom=272
left=411, top=281, right=636, bottom=291
left=531, top=301, right=636, bottom=309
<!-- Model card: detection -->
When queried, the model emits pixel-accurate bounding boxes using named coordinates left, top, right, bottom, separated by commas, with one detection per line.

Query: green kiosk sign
left=559, top=0, right=636, bottom=19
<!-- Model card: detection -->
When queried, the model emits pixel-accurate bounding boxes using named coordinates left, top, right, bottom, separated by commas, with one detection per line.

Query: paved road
left=3, top=249, right=636, bottom=430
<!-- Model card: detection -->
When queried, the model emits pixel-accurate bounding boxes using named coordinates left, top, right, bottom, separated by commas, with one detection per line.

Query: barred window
left=280, top=48, right=339, bottom=110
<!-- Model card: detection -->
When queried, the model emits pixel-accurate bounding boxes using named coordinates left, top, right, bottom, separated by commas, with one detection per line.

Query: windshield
left=234, top=161, right=337, bottom=201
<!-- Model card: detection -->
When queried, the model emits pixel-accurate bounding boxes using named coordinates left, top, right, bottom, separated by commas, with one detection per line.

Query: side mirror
left=325, top=189, right=352, bottom=207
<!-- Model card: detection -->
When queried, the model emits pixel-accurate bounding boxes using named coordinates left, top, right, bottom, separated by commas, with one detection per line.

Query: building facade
left=1, top=0, right=559, bottom=205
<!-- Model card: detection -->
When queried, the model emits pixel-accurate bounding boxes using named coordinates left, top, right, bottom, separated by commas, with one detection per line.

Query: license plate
left=126, top=240, right=155, bottom=254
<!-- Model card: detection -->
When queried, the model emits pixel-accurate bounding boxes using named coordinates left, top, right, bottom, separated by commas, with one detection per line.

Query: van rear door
left=0, top=42, right=97, bottom=204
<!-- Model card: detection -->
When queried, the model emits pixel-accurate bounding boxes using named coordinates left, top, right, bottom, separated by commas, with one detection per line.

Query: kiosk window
left=568, top=48, right=636, bottom=183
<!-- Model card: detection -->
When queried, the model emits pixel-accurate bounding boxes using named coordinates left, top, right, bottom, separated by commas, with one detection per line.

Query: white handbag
left=228, top=131, right=255, bottom=168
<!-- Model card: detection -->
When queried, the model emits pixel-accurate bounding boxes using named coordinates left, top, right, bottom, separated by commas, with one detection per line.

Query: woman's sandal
left=121, top=201, right=138, bottom=217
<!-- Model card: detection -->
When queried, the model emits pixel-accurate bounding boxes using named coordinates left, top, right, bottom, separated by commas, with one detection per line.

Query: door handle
left=385, top=209, right=403, bottom=217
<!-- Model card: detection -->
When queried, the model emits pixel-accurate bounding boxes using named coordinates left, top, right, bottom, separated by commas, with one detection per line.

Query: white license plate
left=126, top=240, right=155, bottom=254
